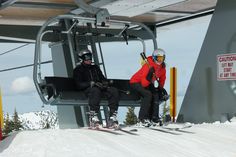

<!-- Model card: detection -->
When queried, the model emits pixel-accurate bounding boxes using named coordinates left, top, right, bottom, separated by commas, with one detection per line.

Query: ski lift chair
left=33, top=14, right=158, bottom=107
left=44, top=77, right=140, bottom=106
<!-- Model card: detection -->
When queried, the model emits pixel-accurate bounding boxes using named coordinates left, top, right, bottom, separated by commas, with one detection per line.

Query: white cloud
left=11, top=76, right=35, bottom=94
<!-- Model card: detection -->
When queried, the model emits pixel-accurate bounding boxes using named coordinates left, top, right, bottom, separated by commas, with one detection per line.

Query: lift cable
left=0, top=43, right=30, bottom=56
left=0, top=60, right=52, bottom=73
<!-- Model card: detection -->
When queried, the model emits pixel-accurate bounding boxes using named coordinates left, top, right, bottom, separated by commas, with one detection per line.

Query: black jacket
left=73, top=63, right=107, bottom=90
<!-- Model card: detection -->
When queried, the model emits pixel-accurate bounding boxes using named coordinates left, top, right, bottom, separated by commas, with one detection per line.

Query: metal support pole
left=0, top=88, right=3, bottom=140
left=170, top=67, right=177, bottom=122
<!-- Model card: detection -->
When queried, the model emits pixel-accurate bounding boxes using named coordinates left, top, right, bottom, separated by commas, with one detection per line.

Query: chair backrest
left=45, top=76, right=77, bottom=92
left=44, top=77, right=140, bottom=104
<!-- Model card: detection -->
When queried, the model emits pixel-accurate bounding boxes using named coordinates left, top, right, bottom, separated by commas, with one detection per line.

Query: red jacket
left=130, top=56, right=166, bottom=88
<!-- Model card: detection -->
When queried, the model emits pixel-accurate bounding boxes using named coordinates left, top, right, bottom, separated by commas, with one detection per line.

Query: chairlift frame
left=0, top=0, right=17, bottom=10
left=33, top=14, right=158, bottom=106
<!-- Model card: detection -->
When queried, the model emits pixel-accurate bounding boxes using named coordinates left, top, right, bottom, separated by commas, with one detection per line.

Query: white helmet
left=152, top=48, right=166, bottom=62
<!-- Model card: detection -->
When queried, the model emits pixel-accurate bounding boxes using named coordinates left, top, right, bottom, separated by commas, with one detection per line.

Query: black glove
left=109, top=80, right=113, bottom=85
left=90, top=81, right=95, bottom=87
left=158, top=87, right=169, bottom=101
left=102, top=81, right=109, bottom=88
left=94, top=81, right=108, bottom=90
left=146, top=67, right=155, bottom=82
left=94, top=82, right=103, bottom=88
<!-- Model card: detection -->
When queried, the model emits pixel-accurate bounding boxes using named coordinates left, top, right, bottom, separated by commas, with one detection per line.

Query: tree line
left=3, top=108, right=23, bottom=136
left=1, top=107, right=138, bottom=136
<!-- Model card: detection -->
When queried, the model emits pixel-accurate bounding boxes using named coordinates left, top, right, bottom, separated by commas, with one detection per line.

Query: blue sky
left=0, top=15, right=211, bottom=121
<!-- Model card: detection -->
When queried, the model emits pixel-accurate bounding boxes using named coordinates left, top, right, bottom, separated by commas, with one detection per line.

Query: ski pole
left=117, top=89, right=130, bottom=95
left=140, top=52, right=159, bottom=82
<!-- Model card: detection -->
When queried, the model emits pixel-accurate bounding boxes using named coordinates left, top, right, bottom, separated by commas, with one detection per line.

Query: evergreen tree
left=3, top=113, right=13, bottom=135
left=124, top=107, right=138, bottom=125
left=44, top=118, right=50, bottom=129
left=13, top=108, right=22, bottom=131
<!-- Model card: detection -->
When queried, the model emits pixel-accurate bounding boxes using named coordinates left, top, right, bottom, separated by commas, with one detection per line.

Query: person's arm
left=140, top=63, right=152, bottom=87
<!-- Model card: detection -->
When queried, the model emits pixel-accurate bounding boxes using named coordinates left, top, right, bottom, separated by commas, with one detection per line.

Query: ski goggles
left=83, top=54, right=92, bottom=61
left=157, top=56, right=164, bottom=62
left=153, top=55, right=164, bottom=62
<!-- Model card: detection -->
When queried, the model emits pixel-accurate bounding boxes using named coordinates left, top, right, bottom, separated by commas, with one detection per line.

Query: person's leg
left=85, top=87, right=102, bottom=113
left=147, top=85, right=160, bottom=122
left=85, top=87, right=102, bottom=125
left=104, top=87, right=119, bottom=126
left=105, top=87, right=119, bottom=116
left=151, top=92, right=161, bottom=122
left=130, top=83, right=152, bottom=120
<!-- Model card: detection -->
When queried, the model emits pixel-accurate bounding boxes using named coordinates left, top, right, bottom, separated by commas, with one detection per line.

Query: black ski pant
left=130, top=83, right=160, bottom=120
left=85, top=86, right=119, bottom=116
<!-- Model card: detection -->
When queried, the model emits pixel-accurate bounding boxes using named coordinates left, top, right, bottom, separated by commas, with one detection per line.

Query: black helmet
left=78, top=49, right=92, bottom=61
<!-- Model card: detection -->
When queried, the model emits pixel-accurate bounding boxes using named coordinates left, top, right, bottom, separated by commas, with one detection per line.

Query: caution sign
left=217, top=53, right=236, bottom=80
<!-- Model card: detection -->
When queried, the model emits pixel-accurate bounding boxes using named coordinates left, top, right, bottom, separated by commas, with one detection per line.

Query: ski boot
left=151, top=118, right=163, bottom=126
left=88, top=111, right=101, bottom=129
left=108, top=112, right=119, bottom=129
left=137, top=119, right=151, bottom=127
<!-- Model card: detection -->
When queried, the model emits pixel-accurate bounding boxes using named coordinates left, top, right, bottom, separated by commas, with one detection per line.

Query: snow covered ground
left=1, top=118, right=236, bottom=157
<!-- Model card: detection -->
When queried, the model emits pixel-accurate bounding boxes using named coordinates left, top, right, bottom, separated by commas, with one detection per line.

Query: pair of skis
left=88, top=124, right=193, bottom=135
left=145, top=124, right=193, bottom=135
left=115, top=127, right=138, bottom=135
left=88, top=125, right=138, bottom=135
left=87, top=111, right=138, bottom=135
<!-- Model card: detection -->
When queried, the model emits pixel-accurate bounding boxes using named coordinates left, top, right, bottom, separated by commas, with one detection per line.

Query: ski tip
left=129, top=129, right=138, bottom=132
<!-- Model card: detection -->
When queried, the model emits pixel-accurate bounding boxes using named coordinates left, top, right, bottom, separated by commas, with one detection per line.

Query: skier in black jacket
left=73, top=49, right=119, bottom=126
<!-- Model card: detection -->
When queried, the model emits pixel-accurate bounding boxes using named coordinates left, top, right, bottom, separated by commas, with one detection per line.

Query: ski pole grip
left=143, top=52, right=147, bottom=59
left=140, top=52, right=146, bottom=60
left=140, top=52, right=151, bottom=68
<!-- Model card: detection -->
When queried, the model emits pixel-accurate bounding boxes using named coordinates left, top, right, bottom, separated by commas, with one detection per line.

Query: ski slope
left=1, top=119, right=236, bottom=157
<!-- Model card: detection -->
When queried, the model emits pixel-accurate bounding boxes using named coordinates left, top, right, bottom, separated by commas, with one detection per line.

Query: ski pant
left=130, top=83, right=160, bottom=120
left=148, top=85, right=160, bottom=120
left=84, top=86, right=119, bottom=116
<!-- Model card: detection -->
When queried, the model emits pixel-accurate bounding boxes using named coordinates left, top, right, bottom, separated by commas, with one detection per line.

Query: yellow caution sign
left=170, top=67, right=177, bottom=122
left=0, top=88, right=4, bottom=129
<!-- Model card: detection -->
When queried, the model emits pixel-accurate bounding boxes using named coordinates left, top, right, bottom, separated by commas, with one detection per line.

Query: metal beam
left=12, top=1, right=76, bottom=10
left=156, top=8, right=214, bottom=27
left=0, top=0, right=17, bottom=10
left=152, top=9, right=193, bottom=15
left=0, top=24, right=156, bottom=42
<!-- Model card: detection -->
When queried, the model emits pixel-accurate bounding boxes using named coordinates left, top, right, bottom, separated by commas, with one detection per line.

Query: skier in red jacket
left=130, top=48, right=167, bottom=126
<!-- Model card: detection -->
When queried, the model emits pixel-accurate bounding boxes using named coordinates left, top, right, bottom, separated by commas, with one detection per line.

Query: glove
left=109, top=80, right=113, bottom=84
left=95, top=82, right=103, bottom=88
left=90, top=81, right=95, bottom=87
left=158, top=87, right=169, bottom=101
left=93, top=82, right=108, bottom=90
left=102, top=81, right=109, bottom=88
left=146, top=67, right=155, bottom=82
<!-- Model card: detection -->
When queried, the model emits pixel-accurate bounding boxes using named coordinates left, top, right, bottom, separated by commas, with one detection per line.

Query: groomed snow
left=1, top=119, right=236, bottom=157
